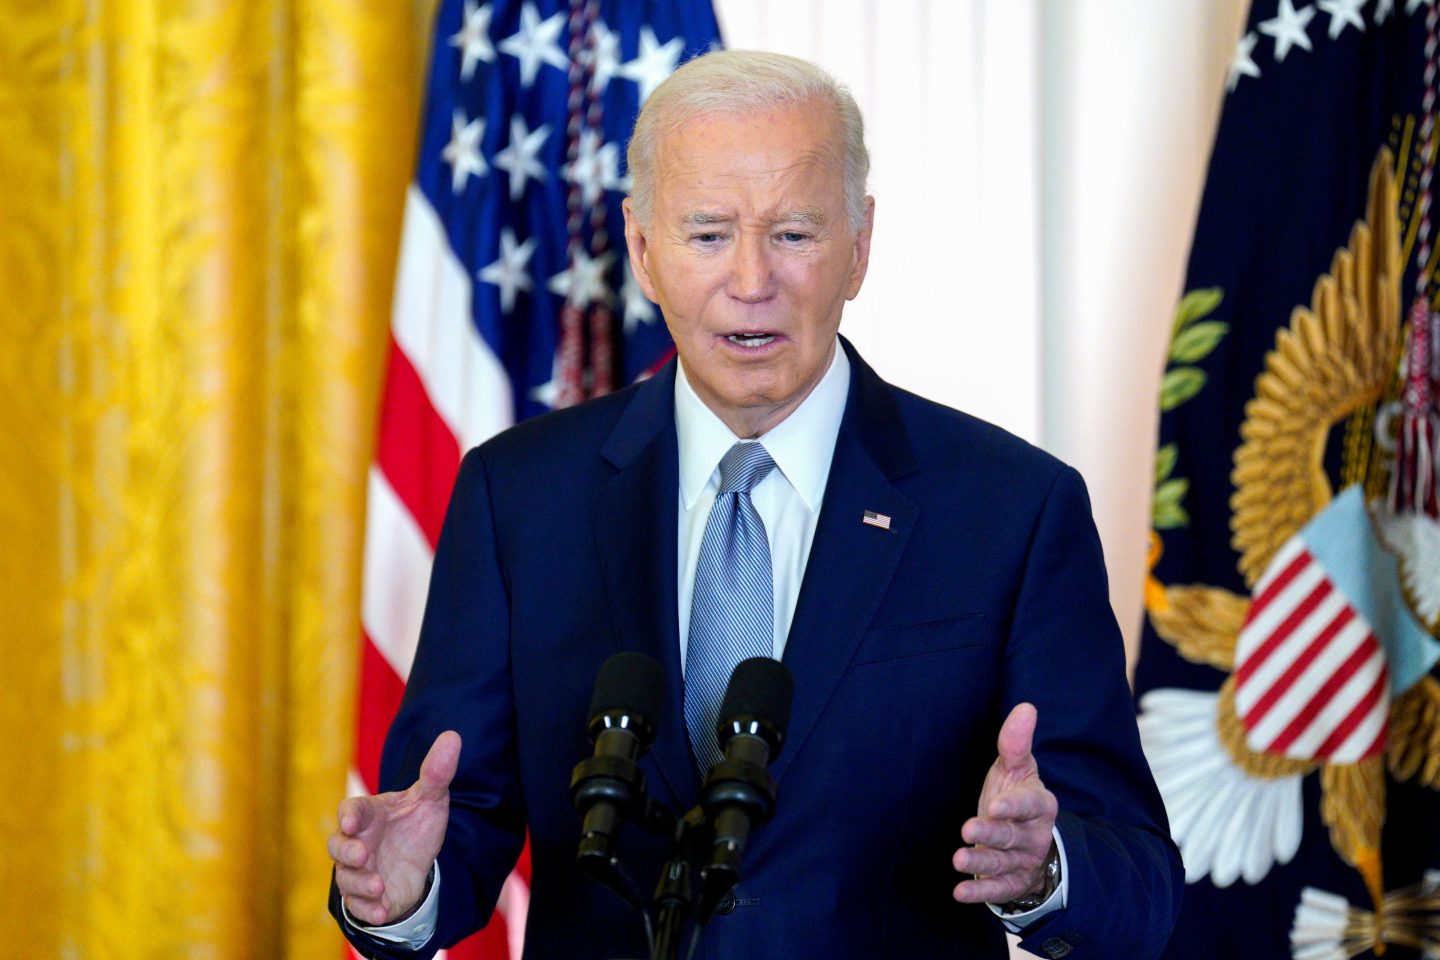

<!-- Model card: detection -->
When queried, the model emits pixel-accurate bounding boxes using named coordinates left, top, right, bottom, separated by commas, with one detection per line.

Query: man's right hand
left=329, top=731, right=461, bottom=926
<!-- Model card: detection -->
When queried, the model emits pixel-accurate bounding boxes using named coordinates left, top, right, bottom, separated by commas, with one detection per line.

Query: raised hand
left=951, top=703, right=1059, bottom=905
left=329, top=731, right=461, bottom=925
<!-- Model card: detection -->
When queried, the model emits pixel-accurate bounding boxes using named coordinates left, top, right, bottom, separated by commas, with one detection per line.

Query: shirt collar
left=675, top=338, right=851, bottom=512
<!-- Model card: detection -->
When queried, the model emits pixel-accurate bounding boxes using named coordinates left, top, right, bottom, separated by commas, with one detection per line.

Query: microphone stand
left=591, top=738, right=783, bottom=959
left=650, top=856, right=691, bottom=960
left=583, top=656, right=791, bottom=960
left=647, top=805, right=708, bottom=960
left=591, top=797, right=703, bottom=960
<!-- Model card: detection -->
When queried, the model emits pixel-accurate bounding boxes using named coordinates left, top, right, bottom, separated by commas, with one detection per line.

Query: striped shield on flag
left=1232, top=529, right=1390, bottom=764
left=1230, top=485, right=1439, bottom=765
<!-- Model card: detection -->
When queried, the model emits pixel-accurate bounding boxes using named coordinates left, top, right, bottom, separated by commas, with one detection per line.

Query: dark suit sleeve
left=1001, top=466, right=1183, bottom=960
left=331, top=447, right=527, bottom=959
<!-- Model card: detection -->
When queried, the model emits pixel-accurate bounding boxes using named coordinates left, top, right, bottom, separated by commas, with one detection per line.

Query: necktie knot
left=717, top=442, right=776, bottom=495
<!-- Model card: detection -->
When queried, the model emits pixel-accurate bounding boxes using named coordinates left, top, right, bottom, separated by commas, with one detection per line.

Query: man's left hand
left=952, top=702, right=1059, bottom=905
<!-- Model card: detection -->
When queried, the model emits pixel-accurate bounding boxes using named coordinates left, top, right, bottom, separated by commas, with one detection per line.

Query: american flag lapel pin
left=862, top=510, right=892, bottom=530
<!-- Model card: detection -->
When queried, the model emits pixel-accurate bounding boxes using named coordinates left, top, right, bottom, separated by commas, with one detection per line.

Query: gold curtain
left=0, top=0, right=438, bottom=955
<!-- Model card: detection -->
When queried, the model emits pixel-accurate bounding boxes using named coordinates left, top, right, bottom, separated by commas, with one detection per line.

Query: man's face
left=623, top=100, right=874, bottom=438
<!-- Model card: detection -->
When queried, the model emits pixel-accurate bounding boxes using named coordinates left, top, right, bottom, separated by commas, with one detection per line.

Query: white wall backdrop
left=715, top=0, right=1250, bottom=669
left=718, top=0, right=1045, bottom=439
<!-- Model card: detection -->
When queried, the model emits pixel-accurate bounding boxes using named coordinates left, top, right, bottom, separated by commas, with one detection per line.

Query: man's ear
left=844, top=195, right=875, bottom=301
left=622, top=198, right=659, bottom=302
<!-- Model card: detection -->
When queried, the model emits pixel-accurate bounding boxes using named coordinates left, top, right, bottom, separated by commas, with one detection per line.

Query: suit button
left=715, top=891, right=737, bottom=915
left=1042, top=937, right=1072, bottom=958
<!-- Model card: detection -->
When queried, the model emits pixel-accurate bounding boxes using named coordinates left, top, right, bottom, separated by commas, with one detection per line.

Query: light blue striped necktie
left=685, top=441, right=778, bottom=772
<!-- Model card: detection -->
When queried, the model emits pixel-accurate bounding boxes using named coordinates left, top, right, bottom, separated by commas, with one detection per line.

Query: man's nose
left=727, top=232, right=774, bottom=303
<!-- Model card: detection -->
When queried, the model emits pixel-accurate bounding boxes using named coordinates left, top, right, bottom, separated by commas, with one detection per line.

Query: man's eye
left=778, top=231, right=809, bottom=243
left=692, top=233, right=722, bottom=244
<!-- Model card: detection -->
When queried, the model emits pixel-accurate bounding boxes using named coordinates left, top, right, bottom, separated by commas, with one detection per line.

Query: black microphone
left=694, top=656, right=794, bottom=924
left=570, top=652, right=664, bottom=885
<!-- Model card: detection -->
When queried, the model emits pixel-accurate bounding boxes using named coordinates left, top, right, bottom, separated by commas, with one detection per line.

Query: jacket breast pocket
left=852, top=612, right=991, bottom=665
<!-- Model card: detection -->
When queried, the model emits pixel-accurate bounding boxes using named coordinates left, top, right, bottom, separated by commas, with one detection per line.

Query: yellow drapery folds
left=0, top=0, right=438, bottom=955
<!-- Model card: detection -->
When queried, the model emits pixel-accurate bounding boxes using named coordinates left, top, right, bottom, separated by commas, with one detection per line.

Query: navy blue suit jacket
left=333, top=340, right=1182, bottom=959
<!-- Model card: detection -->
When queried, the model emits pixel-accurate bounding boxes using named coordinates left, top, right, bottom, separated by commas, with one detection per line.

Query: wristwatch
left=1001, top=840, right=1061, bottom=913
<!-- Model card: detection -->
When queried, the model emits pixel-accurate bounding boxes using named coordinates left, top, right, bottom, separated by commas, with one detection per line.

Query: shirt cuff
left=341, top=861, right=441, bottom=948
left=987, top=826, right=1070, bottom=933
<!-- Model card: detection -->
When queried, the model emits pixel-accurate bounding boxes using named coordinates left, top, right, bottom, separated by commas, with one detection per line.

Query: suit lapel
left=774, top=340, right=918, bottom=782
left=592, top=363, right=697, bottom=809
left=589, top=342, right=917, bottom=798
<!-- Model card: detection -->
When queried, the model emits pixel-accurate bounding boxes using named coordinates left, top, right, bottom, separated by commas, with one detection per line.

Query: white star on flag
left=1229, top=32, right=1262, bottom=91
left=494, top=115, right=551, bottom=200
left=499, top=2, right=568, bottom=88
left=562, top=130, right=627, bottom=207
left=529, top=352, right=562, bottom=409
left=1376, top=0, right=1395, bottom=21
left=622, top=261, right=657, bottom=334
left=548, top=249, right=616, bottom=309
left=1318, top=0, right=1367, bottom=37
left=528, top=350, right=591, bottom=409
left=1260, top=0, right=1316, bottom=63
left=442, top=109, right=486, bottom=193
left=1406, top=0, right=1433, bottom=15
left=479, top=228, right=537, bottom=314
left=585, top=20, right=622, bottom=94
left=449, top=1, right=495, bottom=82
left=619, top=26, right=684, bottom=102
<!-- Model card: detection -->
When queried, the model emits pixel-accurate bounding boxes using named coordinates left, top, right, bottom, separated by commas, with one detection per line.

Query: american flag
left=861, top=510, right=892, bottom=530
left=352, top=2, right=720, bottom=957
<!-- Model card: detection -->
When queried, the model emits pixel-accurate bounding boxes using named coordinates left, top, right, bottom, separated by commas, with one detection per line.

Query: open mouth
left=725, top=332, right=777, bottom=347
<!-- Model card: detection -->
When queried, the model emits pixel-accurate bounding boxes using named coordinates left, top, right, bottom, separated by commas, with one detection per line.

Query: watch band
left=1001, top=839, right=1061, bottom=913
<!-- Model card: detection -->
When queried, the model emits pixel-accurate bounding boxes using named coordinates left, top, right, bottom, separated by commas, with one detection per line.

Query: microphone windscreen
left=589, top=651, right=665, bottom=724
left=719, top=657, right=794, bottom=736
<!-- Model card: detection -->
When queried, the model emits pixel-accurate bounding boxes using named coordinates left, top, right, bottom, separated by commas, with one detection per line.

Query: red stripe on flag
left=452, top=922, right=508, bottom=960
left=1247, top=548, right=1312, bottom=616
left=1234, top=578, right=1333, bottom=689
left=1311, top=663, right=1389, bottom=758
left=376, top=336, right=462, bottom=549
left=447, top=840, right=534, bottom=959
left=514, top=840, right=531, bottom=883
left=643, top=345, right=676, bottom=379
left=1241, top=607, right=1356, bottom=728
left=1361, top=722, right=1390, bottom=759
left=1266, top=636, right=1378, bottom=754
left=356, top=633, right=407, bottom=793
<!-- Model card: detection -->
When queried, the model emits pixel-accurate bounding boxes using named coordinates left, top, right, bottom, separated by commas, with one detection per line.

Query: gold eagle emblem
left=1145, top=145, right=1440, bottom=920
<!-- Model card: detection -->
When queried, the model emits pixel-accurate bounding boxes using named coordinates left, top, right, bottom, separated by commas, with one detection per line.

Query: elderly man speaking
left=328, top=50, right=1182, bottom=960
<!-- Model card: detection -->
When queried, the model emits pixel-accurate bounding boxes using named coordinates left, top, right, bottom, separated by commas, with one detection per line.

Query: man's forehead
left=655, top=101, right=844, bottom=162
left=654, top=127, right=843, bottom=206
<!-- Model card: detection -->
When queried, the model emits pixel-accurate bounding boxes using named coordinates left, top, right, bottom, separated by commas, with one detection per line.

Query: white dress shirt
left=348, top=339, right=1065, bottom=947
left=674, top=341, right=850, bottom=668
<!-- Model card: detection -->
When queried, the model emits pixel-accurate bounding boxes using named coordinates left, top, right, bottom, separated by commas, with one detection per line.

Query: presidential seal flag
left=351, top=2, right=720, bottom=957
left=1134, top=1, right=1440, bottom=957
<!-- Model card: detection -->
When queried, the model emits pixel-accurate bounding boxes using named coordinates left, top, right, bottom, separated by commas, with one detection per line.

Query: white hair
left=626, top=49, right=870, bottom=230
